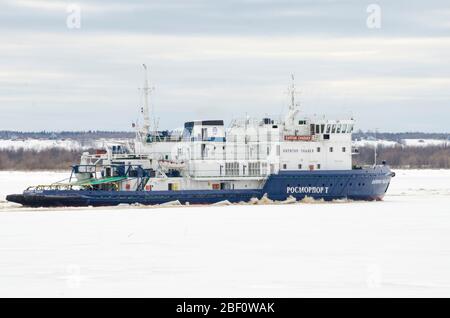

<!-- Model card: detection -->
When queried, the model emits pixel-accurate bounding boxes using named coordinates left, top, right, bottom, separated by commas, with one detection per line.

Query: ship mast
left=285, top=73, right=300, bottom=126
left=290, top=73, right=296, bottom=112
left=142, top=64, right=151, bottom=136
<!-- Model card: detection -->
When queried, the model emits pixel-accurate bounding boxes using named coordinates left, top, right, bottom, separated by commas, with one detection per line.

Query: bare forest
left=0, top=146, right=448, bottom=170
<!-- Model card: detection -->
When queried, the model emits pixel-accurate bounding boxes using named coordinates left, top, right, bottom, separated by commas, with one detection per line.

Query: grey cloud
left=1, top=0, right=450, bottom=36
left=0, top=0, right=449, bottom=132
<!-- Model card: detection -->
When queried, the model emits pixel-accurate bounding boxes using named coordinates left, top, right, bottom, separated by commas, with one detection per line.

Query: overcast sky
left=1, top=0, right=449, bottom=132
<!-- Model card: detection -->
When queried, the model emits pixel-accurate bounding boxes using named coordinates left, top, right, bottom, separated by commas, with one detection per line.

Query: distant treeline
left=0, top=149, right=85, bottom=170
left=1, top=130, right=449, bottom=142
left=1, top=145, right=449, bottom=170
left=0, top=130, right=134, bottom=140
left=354, top=145, right=450, bottom=169
left=353, top=131, right=450, bottom=142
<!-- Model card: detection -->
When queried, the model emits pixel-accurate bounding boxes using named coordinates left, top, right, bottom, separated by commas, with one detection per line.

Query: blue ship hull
left=6, top=166, right=394, bottom=207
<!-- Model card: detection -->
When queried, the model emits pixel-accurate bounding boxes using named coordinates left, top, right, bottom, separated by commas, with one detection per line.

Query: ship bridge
left=283, top=117, right=355, bottom=142
left=182, top=120, right=225, bottom=142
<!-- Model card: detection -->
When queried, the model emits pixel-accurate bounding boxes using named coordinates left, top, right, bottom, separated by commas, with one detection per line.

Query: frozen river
left=0, top=170, right=449, bottom=297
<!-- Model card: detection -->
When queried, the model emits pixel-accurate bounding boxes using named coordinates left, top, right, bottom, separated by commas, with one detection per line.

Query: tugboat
left=7, top=68, right=394, bottom=207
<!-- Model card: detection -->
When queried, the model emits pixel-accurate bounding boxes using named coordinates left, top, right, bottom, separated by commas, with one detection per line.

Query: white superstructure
left=76, top=74, right=355, bottom=192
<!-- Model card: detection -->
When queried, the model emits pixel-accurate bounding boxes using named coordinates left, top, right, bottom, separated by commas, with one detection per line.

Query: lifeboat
left=158, top=160, right=185, bottom=170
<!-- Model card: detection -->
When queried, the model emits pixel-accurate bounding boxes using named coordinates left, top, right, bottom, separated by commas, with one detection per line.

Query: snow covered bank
left=0, top=138, right=129, bottom=152
left=1, top=138, right=448, bottom=153
left=353, top=138, right=449, bottom=148
left=0, top=139, right=96, bottom=151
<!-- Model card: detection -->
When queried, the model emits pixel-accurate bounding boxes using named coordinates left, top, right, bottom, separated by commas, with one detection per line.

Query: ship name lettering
left=286, top=186, right=329, bottom=194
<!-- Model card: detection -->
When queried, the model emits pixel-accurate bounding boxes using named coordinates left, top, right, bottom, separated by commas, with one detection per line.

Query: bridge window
left=315, top=125, right=320, bottom=134
left=342, top=124, right=347, bottom=133
left=326, top=125, right=331, bottom=134
left=331, top=124, right=336, bottom=133
left=336, top=124, right=341, bottom=133
left=321, top=124, right=325, bottom=133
